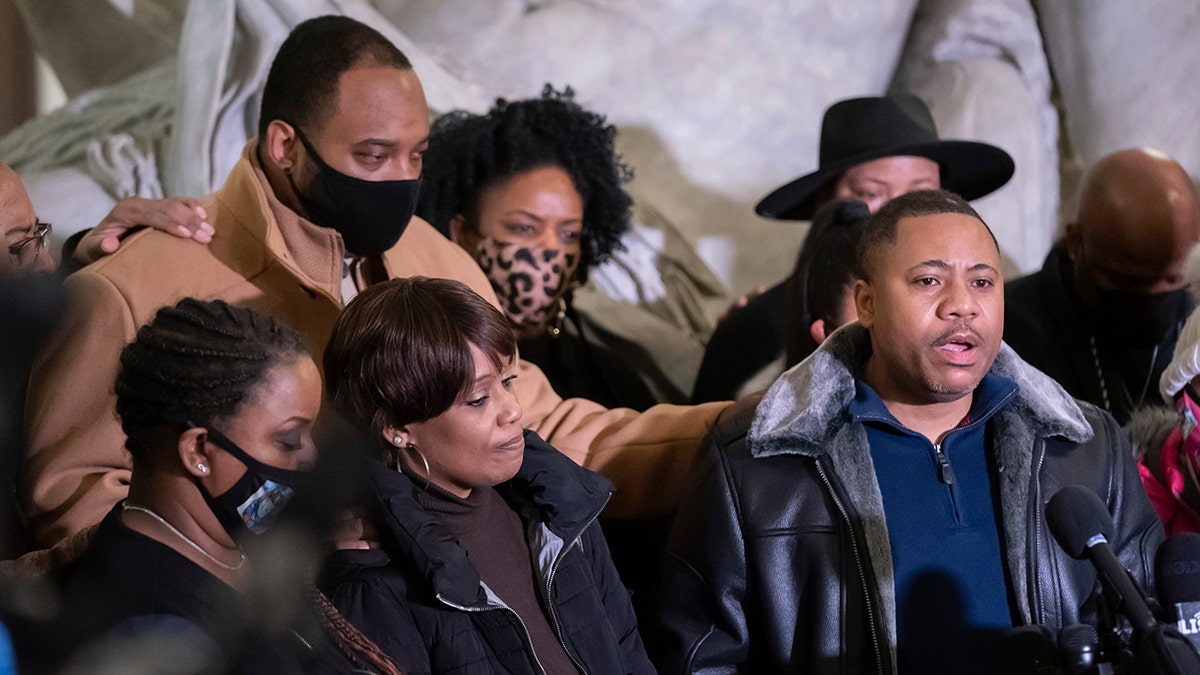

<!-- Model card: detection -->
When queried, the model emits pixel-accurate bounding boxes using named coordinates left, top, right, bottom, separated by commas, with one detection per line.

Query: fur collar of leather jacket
left=748, top=322, right=1096, bottom=652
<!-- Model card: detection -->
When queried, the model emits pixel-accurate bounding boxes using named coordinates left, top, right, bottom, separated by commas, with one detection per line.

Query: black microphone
left=1057, top=624, right=1104, bottom=674
left=1155, top=533, right=1200, bottom=652
left=1045, top=486, right=1158, bottom=633
left=998, top=624, right=1061, bottom=674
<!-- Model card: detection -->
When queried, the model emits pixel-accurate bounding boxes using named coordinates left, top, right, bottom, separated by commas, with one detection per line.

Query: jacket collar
left=497, top=431, right=614, bottom=540
left=368, top=430, right=612, bottom=607
left=748, top=321, right=1095, bottom=645
left=749, top=322, right=1093, bottom=458
left=213, top=142, right=346, bottom=304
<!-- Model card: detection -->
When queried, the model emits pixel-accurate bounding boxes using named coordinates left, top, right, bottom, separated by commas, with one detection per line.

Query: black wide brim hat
left=755, top=94, right=1015, bottom=221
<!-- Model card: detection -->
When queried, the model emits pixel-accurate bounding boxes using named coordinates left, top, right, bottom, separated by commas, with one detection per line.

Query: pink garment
left=1138, top=395, right=1200, bottom=535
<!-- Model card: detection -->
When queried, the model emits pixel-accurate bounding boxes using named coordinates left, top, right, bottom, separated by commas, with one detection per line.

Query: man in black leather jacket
left=655, top=190, right=1163, bottom=674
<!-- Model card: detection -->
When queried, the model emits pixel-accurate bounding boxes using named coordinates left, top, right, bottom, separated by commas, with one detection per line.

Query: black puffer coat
left=320, top=430, right=654, bottom=674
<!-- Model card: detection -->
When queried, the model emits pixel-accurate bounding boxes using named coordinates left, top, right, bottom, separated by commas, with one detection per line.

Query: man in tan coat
left=23, top=15, right=726, bottom=549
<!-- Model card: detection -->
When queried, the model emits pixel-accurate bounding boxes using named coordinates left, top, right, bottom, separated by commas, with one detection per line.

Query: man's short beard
left=922, top=373, right=980, bottom=403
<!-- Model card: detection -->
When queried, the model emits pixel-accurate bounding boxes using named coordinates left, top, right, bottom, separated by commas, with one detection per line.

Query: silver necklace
left=122, top=502, right=247, bottom=571
left=1088, top=335, right=1159, bottom=413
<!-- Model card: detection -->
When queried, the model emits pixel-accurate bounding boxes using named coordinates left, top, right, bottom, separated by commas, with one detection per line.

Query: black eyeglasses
left=8, top=220, right=52, bottom=271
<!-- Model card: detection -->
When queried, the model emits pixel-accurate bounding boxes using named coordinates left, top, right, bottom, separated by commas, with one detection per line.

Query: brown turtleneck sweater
left=416, top=479, right=578, bottom=674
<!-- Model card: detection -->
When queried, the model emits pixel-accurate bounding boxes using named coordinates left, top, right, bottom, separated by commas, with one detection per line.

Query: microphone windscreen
left=1046, top=485, right=1115, bottom=560
left=1157, top=532, right=1200, bottom=604
left=997, top=625, right=1058, bottom=674
left=1058, top=623, right=1101, bottom=671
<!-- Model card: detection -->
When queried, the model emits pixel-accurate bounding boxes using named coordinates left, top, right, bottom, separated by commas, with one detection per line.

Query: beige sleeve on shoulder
left=23, top=271, right=138, bottom=548
left=513, top=357, right=729, bottom=519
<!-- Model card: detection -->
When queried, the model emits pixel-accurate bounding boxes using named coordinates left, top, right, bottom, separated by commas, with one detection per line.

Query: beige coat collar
left=216, top=142, right=348, bottom=304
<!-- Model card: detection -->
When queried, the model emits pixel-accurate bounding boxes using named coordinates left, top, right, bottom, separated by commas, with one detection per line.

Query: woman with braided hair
left=417, top=85, right=659, bottom=411
left=60, top=297, right=400, bottom=674
left=319, top=276, right=654, bottom=674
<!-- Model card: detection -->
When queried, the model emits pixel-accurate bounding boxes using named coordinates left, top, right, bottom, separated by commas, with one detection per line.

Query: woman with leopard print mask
left=418, top=85, right=658, bottom=411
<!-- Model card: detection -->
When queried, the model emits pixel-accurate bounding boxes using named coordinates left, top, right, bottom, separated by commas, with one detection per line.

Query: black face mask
left=1092, top=286, right=1191, bottom=349
left=197, top=425, right=307, bottom=539
left=286, top=124, right=420, bottom=256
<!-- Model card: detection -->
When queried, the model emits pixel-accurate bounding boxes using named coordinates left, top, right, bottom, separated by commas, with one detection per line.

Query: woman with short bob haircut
left=321, top=276, right=653, bottom=674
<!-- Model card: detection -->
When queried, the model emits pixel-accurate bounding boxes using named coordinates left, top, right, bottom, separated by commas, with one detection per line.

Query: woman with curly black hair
left=417, top=85, right=658, bottom=410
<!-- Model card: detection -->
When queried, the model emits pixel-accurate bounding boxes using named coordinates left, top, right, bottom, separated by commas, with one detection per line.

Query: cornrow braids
left=417, top=84, right=633, bottom=281
left=311, top=587, right=402, bottom=675
left=114, top=298, right=307, bottom=469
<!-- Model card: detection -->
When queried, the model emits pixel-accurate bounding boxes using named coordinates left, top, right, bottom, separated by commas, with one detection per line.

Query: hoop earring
left=405, top=443, right=432, bottom=494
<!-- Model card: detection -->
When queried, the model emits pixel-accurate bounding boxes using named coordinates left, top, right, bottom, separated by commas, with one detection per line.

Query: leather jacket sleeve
left=1039, top=403, right=1165, bottom=628
left=654, top=414, right=753, bottom=674
left=1093, top=405, right=1164, bottom=602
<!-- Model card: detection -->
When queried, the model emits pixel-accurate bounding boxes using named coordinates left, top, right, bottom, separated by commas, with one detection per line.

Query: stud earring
left=392, top=436, right=403, bottom=446
left=197, top=463, right=208, bottom=474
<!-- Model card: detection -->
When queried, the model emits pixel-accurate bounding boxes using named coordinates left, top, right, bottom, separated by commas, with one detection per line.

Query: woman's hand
left=330, top=508, right=382, bottom=550
left=74, top=196, right=214, bottom=264
left=715, top=284, right=767, bottom=325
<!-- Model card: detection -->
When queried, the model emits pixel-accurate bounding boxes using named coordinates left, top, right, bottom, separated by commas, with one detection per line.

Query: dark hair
left=416, top=85, right=632, bottom=280
left=324, top=277, right=517, bottom=444
left=258, top=15, right=412, bottom=138
left=114, top=298, right=307, bottom=469
left=784, top=199, right=870, bottom=366
left=856, top=189, right=994, bottom=281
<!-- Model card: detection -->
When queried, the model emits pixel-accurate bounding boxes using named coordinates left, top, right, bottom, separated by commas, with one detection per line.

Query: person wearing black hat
left=691, top=94, right=1013, bottom=403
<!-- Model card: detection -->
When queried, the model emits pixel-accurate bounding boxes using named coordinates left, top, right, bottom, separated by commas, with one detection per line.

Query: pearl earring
left=392, top=436, right=403, bottom=446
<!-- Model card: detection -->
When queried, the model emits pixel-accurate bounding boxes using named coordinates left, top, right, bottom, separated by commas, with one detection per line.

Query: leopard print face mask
left=474, top=237, right=578, bottom=334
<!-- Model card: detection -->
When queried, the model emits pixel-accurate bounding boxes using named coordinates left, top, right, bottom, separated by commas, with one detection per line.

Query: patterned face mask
left=473, top=237, right=578, bottom=333
left=198, top=425, right=305, bottom=538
